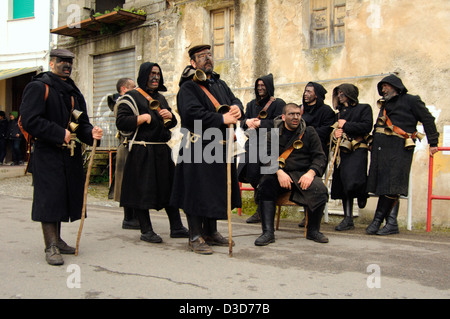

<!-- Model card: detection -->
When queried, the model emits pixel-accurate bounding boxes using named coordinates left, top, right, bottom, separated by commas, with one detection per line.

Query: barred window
left=211, top=8, right=235, bottom=60
left=310, top=0, right=345, bottom=48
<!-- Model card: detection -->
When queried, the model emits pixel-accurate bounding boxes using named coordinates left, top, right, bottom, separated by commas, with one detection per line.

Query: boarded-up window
left=211, top=8, right=235, bottom=60
left=12, top=0, right=34, bottom=19
left=310, top=0, right=345, bottom=48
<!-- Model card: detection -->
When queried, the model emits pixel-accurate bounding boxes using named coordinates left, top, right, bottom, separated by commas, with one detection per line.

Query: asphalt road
left=0, top=187, right=449, bottom=301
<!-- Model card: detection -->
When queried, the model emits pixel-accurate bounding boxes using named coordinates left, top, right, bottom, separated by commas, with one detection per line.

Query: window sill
left=7, top=16, right=35, bottom=22
left=306, top=44, right=344, bottom=51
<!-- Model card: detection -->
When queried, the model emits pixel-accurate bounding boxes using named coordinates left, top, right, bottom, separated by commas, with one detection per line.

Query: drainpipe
left=149, top=21, right=159, bottom=62
left=47, top=0, right=58, bottom=71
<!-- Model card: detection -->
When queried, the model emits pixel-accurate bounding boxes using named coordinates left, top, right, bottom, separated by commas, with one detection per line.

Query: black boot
left=135, top=209, right=162, bottom=243
left=254, top=201, right=276, bottom=246
left=122, top=207, right=140, bottom=229
left=246, top=205, right=261, bottom=223
left=165, top=206, right=189, bottom=238
left=306, top=205, right=329, bottom=243
left=377, top=201, right=400, bottom=235
left=298, top=216, right=306, bottom=228
left=366, top=195, right=398, bottom=235
left=203, top=217, right=234, bottom=246
left=56, top=222, right=75, bottom=254
left=335, top=197, right=355, bottom=231
left=247, top=188, right=261, bottom=223
left=186, top=214, right=213, bottom=254
left=42, top=222, right=64, bottom=266
left=357, top=194, right=368, bottom=209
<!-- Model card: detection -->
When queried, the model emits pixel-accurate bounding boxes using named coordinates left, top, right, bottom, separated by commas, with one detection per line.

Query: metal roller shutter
left=92, top=49, right=135, bottom=149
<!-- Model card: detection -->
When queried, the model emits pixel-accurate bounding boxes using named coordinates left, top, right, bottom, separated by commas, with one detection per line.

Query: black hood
left=107, top=93, right=121, bottom=111
left=137, top=62, right=167, bottom=92
left=377, top=74, right=408, bottom=96
left=254, top=73, right=275, bottom=103
left=332, top=83, right=359, bottom=109
left=302, top=82, right=327, bottom=106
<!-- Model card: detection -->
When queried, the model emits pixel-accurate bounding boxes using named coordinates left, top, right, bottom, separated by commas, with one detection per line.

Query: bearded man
left=170, top=44, right=243, bottom=254
left=366, top=74, right=439, bottom=235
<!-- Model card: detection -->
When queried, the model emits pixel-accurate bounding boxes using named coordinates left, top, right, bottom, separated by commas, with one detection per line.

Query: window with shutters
left=310, top=0, right=345, bottom=48
left=211, top=8, right=235, bottom=60
left=11, top=0, right=35, bottom=19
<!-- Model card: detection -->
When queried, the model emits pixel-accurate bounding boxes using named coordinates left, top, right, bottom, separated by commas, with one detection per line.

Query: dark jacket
left=330, top=84, right=373, bottom=199
left=170, top=65, right=243, bottom=219
left=241, top=73, right=285, bottom=129
left=0, top=118, right=7, bottom=139
left=301, top=82, right=336, bottom=157
left=367, top=74, right=439, bottom=196
left=267, top=116, right=328, bottom=211
left=116, top=62, right=177, bottom=210
left=19, top=71, right=95, bottom=222
left=238, top=73, right=286, bottom=186
left=375, top=74, right=439, bottom=146
left=7, top=118, right=22, bottom=140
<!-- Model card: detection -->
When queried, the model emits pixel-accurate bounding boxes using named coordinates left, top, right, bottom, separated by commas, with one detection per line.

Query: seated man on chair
left=255, top=103, right=329, bottom=246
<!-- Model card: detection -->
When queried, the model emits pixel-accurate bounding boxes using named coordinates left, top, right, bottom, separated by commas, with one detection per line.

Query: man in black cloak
left=170, top=45, right=243, bottom=254
left=298, top=82, right=335, bottom=227
left=330, top=83, right=373, bottom=231
left=238, top=73, right=286, bottom=223
left=20, top=49, right=103, bottom=265
left=366, top=74, right=439, bottom=235
left=116, top=62, right=188, bottom=243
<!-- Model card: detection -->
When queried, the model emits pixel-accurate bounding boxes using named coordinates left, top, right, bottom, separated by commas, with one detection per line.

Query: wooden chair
left=275, top=192, right=307, bottom=231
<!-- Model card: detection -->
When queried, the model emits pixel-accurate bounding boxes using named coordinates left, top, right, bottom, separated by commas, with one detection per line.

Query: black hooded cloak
left=116, top=62, right=177, bottom=210
left=301, top=82, right=336, bottom=158
left=330, top=83, right=373, bottom=199
left=367, top=74, right=439, bottom=196
left=238, top=73, right=286, bottom=187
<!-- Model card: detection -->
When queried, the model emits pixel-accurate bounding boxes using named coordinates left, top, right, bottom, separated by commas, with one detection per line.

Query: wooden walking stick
left=75, top=139, right=98, bottom=256
left=227, top=124, right=234, bottom=257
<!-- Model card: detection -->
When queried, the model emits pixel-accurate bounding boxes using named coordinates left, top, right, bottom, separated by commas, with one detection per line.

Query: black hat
left=188, top=44, right=211, bottom=58
left=50, top=48, right=75, bottom=59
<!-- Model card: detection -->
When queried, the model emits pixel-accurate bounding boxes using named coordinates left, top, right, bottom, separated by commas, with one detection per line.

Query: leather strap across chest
left=257, top=97, right=275, bottom=119
left=278, top=131, right=305, bottom=163
left=195, top=82, right=221, bottom=109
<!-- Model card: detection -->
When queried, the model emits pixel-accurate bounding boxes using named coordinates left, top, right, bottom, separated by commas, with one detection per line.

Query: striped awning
left=0, top=67, right=41, bottom=81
